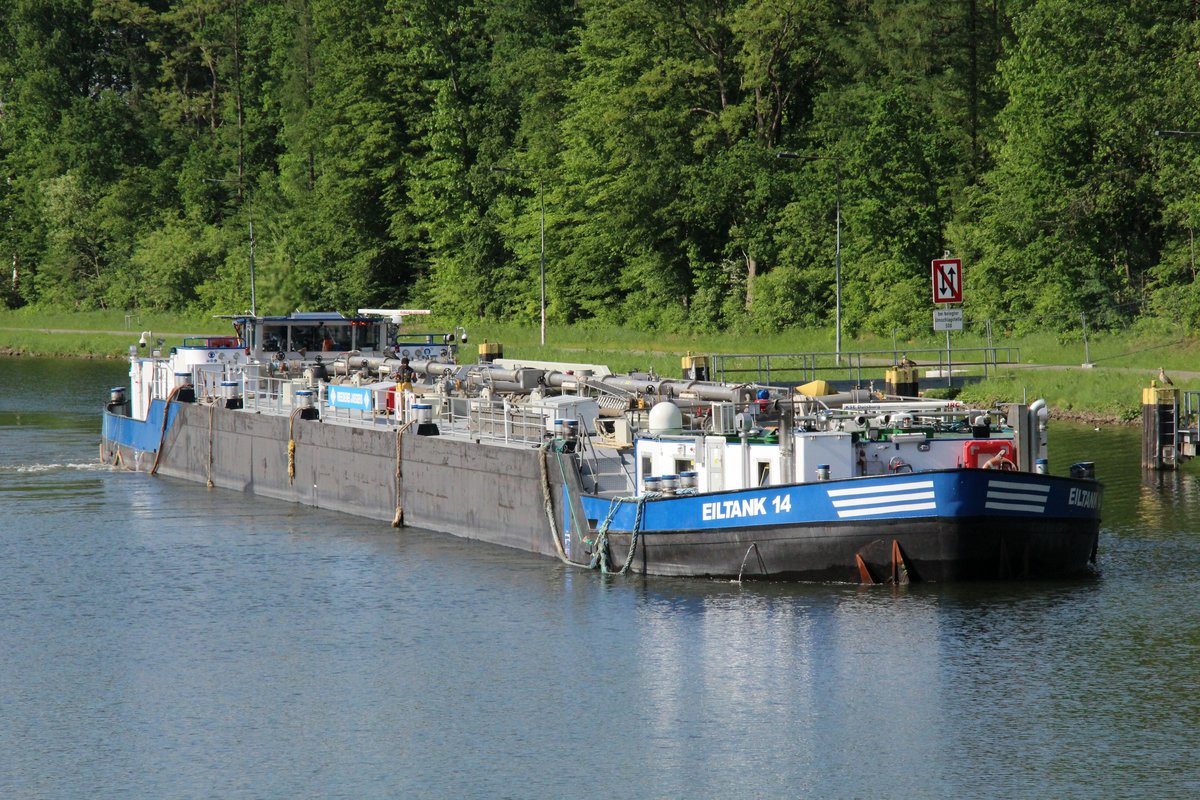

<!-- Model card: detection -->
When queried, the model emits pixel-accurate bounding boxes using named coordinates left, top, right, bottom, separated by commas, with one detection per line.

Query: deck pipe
left=329, top=355, right=760, bottom=404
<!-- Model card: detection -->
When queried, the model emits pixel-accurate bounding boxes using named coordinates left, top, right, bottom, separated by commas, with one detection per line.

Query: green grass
left=435, top=318, right=1199, bottom=371
left=0, top=308, right=229, bottom=357
left=958, top=369, right=1160, bottom=422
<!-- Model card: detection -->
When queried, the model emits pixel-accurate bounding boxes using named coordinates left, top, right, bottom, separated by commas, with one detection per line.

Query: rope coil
left=589, top=492, right=659, bottom=574
left=537, top=442, right=659, bottom=575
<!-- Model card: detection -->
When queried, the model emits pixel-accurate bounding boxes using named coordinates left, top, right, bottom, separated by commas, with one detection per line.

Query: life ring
left=982, top=454, right=1017, bottom=471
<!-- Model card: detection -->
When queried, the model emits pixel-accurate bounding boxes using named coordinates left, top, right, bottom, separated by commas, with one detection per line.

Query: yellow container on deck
left=478, top=340, right=503, bottom=363
left=681, top=352, right=708, bottom=380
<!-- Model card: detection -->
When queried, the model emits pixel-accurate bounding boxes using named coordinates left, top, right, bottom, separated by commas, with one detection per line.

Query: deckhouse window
left=353, top=321, right=382, bottom=351
left=756, top=461, right=771, bottom=486
left=326, top=325, right=352, bottom=351
left=261, top=324, right=286, bottom=352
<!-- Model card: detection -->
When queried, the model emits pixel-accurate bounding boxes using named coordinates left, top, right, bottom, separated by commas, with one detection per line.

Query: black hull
left=604, top=516, right=1099, bottom=583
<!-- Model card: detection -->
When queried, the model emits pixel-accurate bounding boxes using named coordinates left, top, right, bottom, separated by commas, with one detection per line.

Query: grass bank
left=0, top=308, right=222, bottom=358
left=1, top=308, right=1190, bottom=421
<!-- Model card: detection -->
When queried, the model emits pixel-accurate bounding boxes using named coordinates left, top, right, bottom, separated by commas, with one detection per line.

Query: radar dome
left=648, top=401, right=683, bottom=435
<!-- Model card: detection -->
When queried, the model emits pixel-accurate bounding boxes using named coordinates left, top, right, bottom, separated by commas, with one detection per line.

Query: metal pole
left=985, top=319, right=993, bottom=378
left=203, top=177, right=255, bottom=316
left=776, top=151, right=843, bottom=366
left=539, top=178, right=545, bottom=347
left=835, top=173, right=842, bottom=367
left=1081, top=312, right=1092, bottom=366
left=946, top=329, right=952, bottom=388
left=490, top=165, right=546, bottom=346
left=249, top=219, right=257, bottom=317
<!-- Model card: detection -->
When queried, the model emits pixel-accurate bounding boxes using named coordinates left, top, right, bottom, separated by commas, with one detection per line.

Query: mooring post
left=1142, top=383, right=1180, bottom=470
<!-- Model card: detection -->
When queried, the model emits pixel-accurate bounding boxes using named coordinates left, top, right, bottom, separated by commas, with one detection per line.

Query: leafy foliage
left=0, top=0, right=1196, bottom=336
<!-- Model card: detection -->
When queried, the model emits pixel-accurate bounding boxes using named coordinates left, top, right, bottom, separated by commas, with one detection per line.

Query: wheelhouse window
left=293, top=325, right=322, bottom=353
left=316, top=324, right=352, bottom=352
left=353, top=320, right=383, bottom=351
left=261, top=324, right=287, bottom=352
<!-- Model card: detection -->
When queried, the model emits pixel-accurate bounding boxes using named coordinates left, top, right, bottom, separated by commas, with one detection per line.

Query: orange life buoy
left=982, top=454, right=1017, bottom=471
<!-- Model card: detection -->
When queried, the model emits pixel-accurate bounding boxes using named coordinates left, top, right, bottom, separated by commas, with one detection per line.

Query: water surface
left=1, top=358, right=1197, bottom=798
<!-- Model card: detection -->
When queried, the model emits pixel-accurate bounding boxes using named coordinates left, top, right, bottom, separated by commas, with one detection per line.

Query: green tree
left=954, top=0, right=1168, bottom=331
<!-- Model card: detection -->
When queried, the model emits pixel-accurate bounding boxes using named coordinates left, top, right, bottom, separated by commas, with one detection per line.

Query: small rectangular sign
left=933, top=308, right=963, bottom=331
left=932, top=258, right=963, bottom=304
left=327, top=385, right=374, bottom=411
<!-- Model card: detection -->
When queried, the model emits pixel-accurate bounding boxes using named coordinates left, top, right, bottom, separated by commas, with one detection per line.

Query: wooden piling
left=884, top=366, right=918, bottom=397
left=1142, top=384, right=1180, bottom=470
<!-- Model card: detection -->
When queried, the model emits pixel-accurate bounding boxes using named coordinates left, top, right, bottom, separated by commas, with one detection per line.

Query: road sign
left=932, top=258, right=963, bottom=304
left=933, top=308, right=963, bottom=331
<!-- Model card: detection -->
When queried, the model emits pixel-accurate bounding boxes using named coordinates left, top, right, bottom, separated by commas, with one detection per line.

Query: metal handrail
left=710, top=346, right=1021, bottom=385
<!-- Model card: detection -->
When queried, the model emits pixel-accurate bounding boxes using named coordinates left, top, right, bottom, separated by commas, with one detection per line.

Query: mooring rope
left=148, top=387, right=183, bottom=476
left=590, top=492, right=658, bottom=575
left=553, top=451, right=590, bottom=545
left=538, top=442, right=574, bottom=566
left=287, top=407, right=303, bottom=485
left=536, top=438, right=661, bottom=576
left=392, top=420, right=415, bottom=528
left=206, top=402, right=215, bottom=488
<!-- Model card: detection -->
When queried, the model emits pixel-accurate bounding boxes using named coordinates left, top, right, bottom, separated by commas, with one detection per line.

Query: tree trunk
left=744, top=249, right=757, bottom=308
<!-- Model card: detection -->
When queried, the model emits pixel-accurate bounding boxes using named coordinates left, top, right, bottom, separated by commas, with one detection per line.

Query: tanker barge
left=100, top=311, right=1102, bottom=582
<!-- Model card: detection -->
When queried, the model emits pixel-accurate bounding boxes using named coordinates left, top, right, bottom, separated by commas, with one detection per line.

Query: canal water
left=1, top=357, right=1197, bottom=799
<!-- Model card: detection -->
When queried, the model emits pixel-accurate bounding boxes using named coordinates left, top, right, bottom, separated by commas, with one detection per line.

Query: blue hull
left=102, top=399, right=178, bottom=455
left=102, top=403, right=1101, bottom=582
left=576, top=471, right=1102, bottom=581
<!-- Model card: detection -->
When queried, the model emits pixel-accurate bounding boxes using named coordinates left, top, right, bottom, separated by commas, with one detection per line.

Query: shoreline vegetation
left=2, top=309, right=1191, bottom=426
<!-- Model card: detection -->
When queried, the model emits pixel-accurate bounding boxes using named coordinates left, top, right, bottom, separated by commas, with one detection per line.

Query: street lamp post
left=777, top=151, right=842, bottom=365
left=1154, top=129, right=1200, bottom=280
left=491, top=166, right=546, bottom=347
left=203, top=177, right=256, bottom=316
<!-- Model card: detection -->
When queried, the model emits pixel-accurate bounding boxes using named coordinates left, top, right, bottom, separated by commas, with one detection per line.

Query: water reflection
left=1134, top=469, right=1200, bottom=534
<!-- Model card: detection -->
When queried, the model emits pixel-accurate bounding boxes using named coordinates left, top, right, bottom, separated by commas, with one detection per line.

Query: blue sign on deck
left=327, top=385, right=373, bottom=411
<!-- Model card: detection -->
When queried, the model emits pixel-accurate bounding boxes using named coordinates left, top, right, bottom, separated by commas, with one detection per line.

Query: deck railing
left=709, top=346, right=1021, bottom=387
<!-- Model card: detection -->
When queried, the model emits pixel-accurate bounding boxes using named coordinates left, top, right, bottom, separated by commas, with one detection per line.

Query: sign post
left=931, top=257, right=963, bottom=387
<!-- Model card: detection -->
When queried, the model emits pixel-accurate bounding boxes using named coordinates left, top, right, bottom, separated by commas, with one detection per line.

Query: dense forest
left=1, top=0, right=1199, bottom=336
